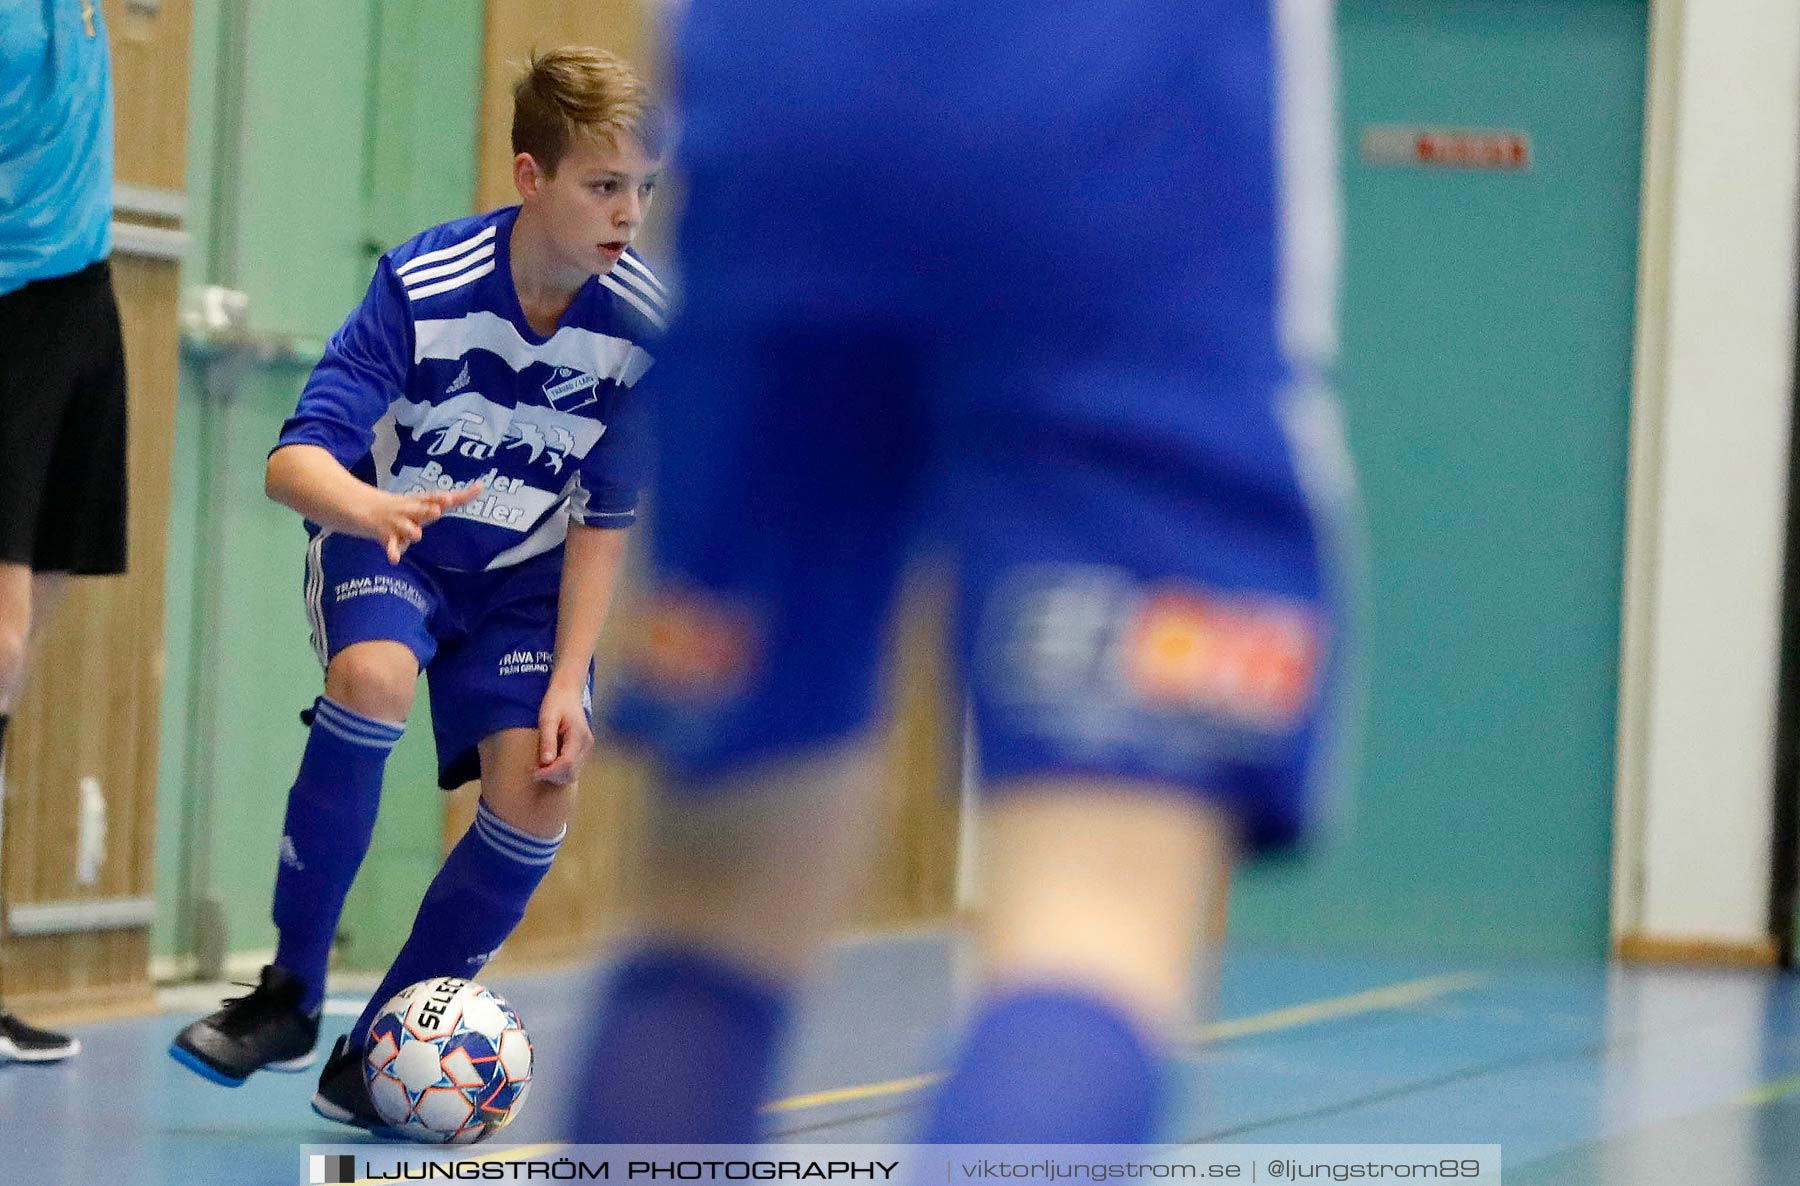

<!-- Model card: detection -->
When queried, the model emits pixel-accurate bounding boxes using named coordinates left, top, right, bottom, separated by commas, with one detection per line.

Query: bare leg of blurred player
left=0, top=564, right=80, bottom=1063
left=573, top=744, right=886, bottom=1141
left=920, top=786, right=1236, bottom=1140
left=573, top=743, right=1236, bottom=1142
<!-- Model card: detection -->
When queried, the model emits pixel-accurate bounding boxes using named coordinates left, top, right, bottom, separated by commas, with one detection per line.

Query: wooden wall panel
left=0, top=5, right=189, bottom=1022
left=478, top=0, right=660, bottom=214
left=2, top=256, right=184, bottom=1021
left=105, top=0, right=193, bottom=191
left=1, top=931, right=156, bottom=1023
left=850, top=578, right=963, bottom=928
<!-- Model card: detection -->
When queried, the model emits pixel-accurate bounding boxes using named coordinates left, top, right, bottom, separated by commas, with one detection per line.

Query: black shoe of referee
left=0, top=1009, right=80, bottom=1063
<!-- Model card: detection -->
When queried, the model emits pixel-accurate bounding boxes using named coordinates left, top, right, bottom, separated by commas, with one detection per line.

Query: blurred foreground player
left=576, top=0, right=1353, bottom=1144
left=0, top=0, right=132, bottom=1065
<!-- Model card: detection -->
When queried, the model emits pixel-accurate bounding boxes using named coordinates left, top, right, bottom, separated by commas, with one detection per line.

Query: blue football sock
left=569, top=944, right=793, bottom=1143
left=272, top=696, right=403, bottom=1014
left=348, top=798, right=562, bottom=1048
left=921, top=987, right=1164, bottom=1143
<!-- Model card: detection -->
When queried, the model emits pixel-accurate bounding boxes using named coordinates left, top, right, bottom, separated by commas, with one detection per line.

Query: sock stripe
left=474, top=815, right=562, bottom=866
left=314, top=696, right=405, bottom=741
left=473, top=801, right=563, bottom=866
left=311, top=713, right=397, bottom=750
left=310, top=711, right=402, bottom=750
left=476, top=798, right=564, bottom=850
left=312, top=697, right=405, bottom=748
left=346, top=799, right=561, bottom=1049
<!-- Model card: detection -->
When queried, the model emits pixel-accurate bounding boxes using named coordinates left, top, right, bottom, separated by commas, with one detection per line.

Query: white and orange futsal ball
left=363, top=976, right=533, bottom=1143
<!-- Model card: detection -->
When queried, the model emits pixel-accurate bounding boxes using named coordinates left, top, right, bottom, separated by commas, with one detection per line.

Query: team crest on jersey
left=542, top=366, right=599, bottom=412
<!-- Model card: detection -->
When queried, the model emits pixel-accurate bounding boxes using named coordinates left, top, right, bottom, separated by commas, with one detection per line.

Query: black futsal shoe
left=311, top=1034, right=387, bottom=1132
left=169, top=964, right=319, bottom=1085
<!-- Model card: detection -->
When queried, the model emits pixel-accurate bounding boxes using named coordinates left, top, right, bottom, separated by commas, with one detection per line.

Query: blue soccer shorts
left=303, top=531, right=591, bottom=789
left=607, top=0, right=1353, bottom=851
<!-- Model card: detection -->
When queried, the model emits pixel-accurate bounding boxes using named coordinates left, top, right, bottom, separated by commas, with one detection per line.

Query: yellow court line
left=766, top=1071, right=948, bottom=1114
left=1187, top=971, right=1486, bottom=1045
left=766, top=971, right=1485, bottom=1115
left=1743, top=1072, right=1800, bottom=1107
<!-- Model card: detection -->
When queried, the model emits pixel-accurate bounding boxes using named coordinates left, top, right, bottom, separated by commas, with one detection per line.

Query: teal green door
left=1233, top=1, right=1648, bottom=958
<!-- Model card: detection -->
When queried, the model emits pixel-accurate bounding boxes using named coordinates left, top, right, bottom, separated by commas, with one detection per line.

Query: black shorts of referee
left=0, top=259, right=128, bottom=576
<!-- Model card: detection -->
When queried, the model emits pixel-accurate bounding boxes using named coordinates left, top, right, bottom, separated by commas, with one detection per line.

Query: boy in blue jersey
left=571, top=0, right=1353, bottom=1145
left=170, top=47, right=669, bottom=1130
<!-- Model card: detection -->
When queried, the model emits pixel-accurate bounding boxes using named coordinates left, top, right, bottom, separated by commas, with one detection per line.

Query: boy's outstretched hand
left=536, top=677, right=594, bottom=786
left=361, top=483, right=484, bottom=564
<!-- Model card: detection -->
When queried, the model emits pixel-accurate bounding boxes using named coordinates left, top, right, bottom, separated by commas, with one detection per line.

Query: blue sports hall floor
left=7, top=930, right=1800, bottom=1185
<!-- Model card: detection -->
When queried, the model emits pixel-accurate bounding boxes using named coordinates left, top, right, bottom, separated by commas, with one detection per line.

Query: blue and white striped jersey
left=277, top=205, right=668, bottom=572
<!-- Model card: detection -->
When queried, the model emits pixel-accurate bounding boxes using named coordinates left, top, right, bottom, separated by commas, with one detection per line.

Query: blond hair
left=512, top=47, right=664, bottom=174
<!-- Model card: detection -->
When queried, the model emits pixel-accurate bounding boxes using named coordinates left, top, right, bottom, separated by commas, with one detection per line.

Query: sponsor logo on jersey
left=500, top=419, right=574, bottom=473
left=425, top=411, right=575, bottom=473
left=425, top=411, right=497, bottom=459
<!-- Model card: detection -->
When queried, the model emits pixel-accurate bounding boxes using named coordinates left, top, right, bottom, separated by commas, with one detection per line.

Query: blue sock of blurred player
left=348, top=798, right=561, bottom=1048
left=570, top=944, right=792, bottom=1143
left=921, top=988, right=1163, bottom=1143
left=272, top=696, right=403, bottom=1014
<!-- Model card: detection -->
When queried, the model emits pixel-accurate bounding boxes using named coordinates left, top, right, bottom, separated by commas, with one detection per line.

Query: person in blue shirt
left=0, top=0, right=127, bottom=1066
left=169, top=46, right=668, bottom=1131
left=571, top=0, right=1355, bottom=1145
